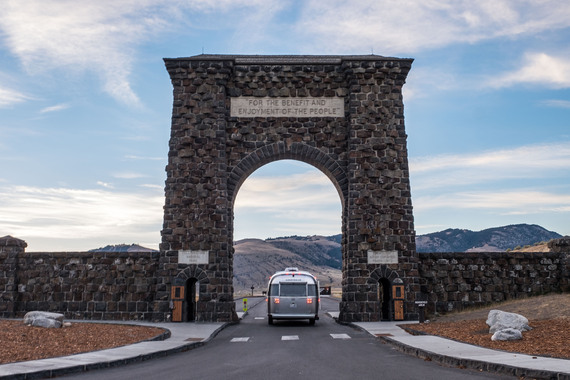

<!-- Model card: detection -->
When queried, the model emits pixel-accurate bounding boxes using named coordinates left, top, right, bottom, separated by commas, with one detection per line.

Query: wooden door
left=171, top=286, right=185, bottom=322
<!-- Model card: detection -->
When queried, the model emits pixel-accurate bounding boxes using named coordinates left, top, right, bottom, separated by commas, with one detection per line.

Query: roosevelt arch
left=157, top=54, right=419, bottom=323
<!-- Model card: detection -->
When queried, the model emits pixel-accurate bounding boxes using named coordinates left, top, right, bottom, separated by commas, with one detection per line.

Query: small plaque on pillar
left=367, top=250, right=399, bottom=264
left=178, top=250, right=209, bottom=265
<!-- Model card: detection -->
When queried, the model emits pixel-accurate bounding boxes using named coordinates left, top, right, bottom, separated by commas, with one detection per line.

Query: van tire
left=309, top=318, right=315, bottom=325
left=268, top=316, right=273, bottom=325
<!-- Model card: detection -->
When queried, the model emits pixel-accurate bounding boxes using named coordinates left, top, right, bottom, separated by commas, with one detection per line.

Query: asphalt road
left=62, top=297, right=511, bottom=380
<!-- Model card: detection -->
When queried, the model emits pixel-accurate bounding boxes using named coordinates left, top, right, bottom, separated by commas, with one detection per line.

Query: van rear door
left=280, top=282, right=310, bottom=314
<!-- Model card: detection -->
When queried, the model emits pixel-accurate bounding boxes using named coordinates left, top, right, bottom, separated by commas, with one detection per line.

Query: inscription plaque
left=230, top=97, right=344, bottom=118
left=178, top=250, right=209, bottom=265
left=367, top=250, right=399, bottom=264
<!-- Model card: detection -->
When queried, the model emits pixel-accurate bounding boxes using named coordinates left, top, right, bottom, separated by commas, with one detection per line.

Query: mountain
left=415, top=224, right=562, bottom=253
left=88, top=244, right=158, bottom=253
left=232, top=224, right=562, bottom=294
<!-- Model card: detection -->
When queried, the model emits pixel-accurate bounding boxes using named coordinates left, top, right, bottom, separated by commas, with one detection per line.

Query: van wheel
left=309, top=318, right=315, bottom=325
left=268, top=316, right=273, bottom=325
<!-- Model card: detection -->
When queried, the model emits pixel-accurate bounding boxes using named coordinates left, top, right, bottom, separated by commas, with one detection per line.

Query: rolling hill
left=232, top=224, right=562, bottom=294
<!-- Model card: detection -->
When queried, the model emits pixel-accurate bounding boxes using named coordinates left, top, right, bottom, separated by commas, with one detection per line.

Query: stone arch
left=175, top=266, right=210, bottom=284
left=228, top=142, right=348, bottom=206
left=158, top=54, right=419, bottom=323
left=368, top=266, right=401, bottom=285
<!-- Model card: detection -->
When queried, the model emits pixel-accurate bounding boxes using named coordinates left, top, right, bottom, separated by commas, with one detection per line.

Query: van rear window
left=308, top=284, right=317, bottom=296
left=270, top=284, right=279, bottom=296
left=279, top=283, right=307, bottom=297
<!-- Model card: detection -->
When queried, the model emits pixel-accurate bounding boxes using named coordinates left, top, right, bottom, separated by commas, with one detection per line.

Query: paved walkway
left=1, top=310, right=568, bottom=379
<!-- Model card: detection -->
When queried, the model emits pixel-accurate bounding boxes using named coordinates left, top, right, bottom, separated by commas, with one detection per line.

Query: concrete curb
left=348, top=322, right=569, bottom=380
left=0, top=322, right=230, bottom=380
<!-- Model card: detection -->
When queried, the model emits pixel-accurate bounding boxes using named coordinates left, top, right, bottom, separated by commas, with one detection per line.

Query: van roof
left=269, top=269, right=317, bottom=282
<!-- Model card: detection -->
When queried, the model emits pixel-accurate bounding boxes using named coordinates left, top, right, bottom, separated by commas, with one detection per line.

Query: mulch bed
left=403, top=318, right=570, bottom=360
left=0, top=320, right=166, bottom=364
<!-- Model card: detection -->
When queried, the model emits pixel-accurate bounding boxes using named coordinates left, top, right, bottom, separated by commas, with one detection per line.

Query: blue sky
left=0, top=0, right=569, bottom=251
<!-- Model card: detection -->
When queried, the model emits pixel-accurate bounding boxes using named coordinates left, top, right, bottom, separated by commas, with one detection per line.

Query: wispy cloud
left=113, top=172, right=147, bottom=179
left=0, top=185, right=164, bottom=250
left=96, top=181, right=114, bottom=189
left=410, top=142, right=570, bottom=190
left=0, top=85, right=31, bottom=108
left=39, top=103, right=69, bottom=113
left=415, top=190, right=570, bottom=214
left=125, top=155, right=164, bottom=161
left=234, top=170, right=342, bottom=239
left=490, top=53, right=570, bottom=89
left=0, top=1, right=284, bottom=107
left=296, top=1, right=570, bottom=54
left=235, top=172, right=341, bottom=210
left=541, top=99, right=570, bottom=109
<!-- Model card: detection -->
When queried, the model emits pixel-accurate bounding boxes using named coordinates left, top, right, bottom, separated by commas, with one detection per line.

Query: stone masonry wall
left=0, top=235, right=568, bottom=321
left=159, top=55, right=418, bottom=323
left=418, top=250, right=569, bottom=316
left=1, top=240, right=159, bottom=320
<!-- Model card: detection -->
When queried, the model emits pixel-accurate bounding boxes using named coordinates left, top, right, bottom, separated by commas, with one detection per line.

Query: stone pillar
left=0, top=236, right=26, bottom=317
left=549, top=236, right=570, bottom=292
left=340, top=58, right=418, bottom=322
left=157, top=58, right=235, bottom=322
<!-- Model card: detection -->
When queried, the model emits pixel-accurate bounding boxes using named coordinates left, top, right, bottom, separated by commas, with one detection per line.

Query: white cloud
left=415, top=190, right=570, bottom=214
left=541, top=99, right=570, bottom=109
left=39, top=103, right=69, bottom=113
left=410, top=142, right=570, bottom=190
left=125, top=155, right=163, bottom=161
left=490, top=53, right=570, bottom=89
left=235, top=172, right=341, bottom=210
left=0, top=185, right=164, bottom=250
left=96, top=181, right=114, bottom=189
left=0, top=0, right=284, bottom=106
left=0, top=85, right=31, bottom=108
left=113, top=172, right=147, bottom=179
left=296, top=0, right=570, bottom=54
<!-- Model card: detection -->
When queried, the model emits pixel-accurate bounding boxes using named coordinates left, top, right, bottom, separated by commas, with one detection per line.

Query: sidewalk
left=350, top=319, right=570, bottom=379
left=1, top=308, right=568, bottom=379
left=0, top=320, right=227, bottom=379
left=0, top=299, right=260, bottom=380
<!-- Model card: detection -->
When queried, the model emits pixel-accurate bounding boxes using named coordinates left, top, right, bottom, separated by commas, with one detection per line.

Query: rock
left=23, top=311, right=64, bottom=328
left=486, top=310, right=531, bottom=333
left=491, top=328, right=523, bottom=341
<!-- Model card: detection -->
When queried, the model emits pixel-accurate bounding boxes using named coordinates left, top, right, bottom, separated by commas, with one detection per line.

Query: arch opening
left=185, top=278, right=198, bottom=322
left=378, top=278, right=392, bottom=321
left=232, top=159, right=343, bottom=299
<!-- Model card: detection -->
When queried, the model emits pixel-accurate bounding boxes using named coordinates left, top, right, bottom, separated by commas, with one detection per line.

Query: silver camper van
left=267, top=267, right=320, bottom=325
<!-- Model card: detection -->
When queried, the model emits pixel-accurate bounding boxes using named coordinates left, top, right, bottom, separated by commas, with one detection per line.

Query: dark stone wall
left=0, top=236, right=568, bottom=321
left=159, top=55, right=418, bottom=323
left=1, top=244, right=159, bottom=320
left=0, top=236, right=26, bottom=317
left=418, top=251, right=569, bottom=316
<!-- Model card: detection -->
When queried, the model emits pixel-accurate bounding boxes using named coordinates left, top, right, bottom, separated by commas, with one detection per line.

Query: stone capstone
left=24, top=311, right=64, bottom=328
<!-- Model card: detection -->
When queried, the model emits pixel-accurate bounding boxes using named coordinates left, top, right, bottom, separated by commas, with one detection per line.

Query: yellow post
left=243, top=298, right=248, bottom=312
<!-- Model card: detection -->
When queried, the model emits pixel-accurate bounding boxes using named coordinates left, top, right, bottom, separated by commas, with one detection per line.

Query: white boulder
left=486, top=310, right=531, bottom=334
left=491, top=328, right=523, bottom=341
left=23, top=311, right=64, bottom=328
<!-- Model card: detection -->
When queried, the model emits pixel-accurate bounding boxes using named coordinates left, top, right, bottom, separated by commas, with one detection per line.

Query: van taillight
left=306, top=298, right=313, bottom=304
left=274, top=298, right=280, bottom=304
